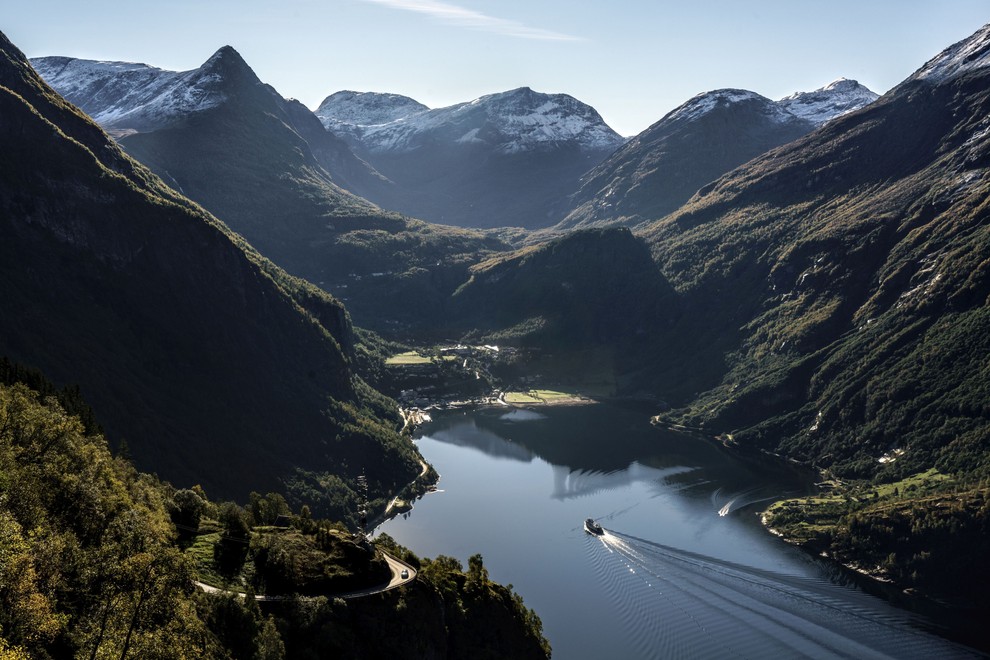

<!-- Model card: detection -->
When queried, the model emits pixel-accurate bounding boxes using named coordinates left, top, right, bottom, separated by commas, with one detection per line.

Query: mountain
left=328, top=86, right=623, bottom=155
left=33, top=49, right=508, bottom=334
left=316, top=89, right=429, bottom=141
left=557, top=81, right=877, bottom=231
left=451, top=227, right=673, bottom=341
left=34, top=47, right=390, bottom=224
left=446, top=227, right=677, bottom=390
left=316, top=86, right=627, bottom=229
left=639, top=23, right=990, bottom=485
left=778, top=78, right=880, bottom=125
left=0, top=370, right=549, bottom=658
left=31, top=54, right=223, bottom=135
left=31, top=51, right=387, bottom=196
left=1, top=31, right=420, bottom=517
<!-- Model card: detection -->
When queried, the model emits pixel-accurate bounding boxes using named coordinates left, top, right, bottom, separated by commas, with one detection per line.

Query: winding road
left=193, top=550, right=417, bottom=601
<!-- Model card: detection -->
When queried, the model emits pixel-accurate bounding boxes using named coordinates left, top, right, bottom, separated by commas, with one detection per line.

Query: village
left=382, top=343, right=605, bottom=416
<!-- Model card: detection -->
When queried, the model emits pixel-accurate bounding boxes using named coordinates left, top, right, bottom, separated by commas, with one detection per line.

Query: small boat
left=584, top=518, right=604, bottom=535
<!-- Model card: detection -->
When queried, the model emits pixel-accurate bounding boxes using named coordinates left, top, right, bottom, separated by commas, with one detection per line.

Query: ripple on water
left=584, top=531, right=980, bottom=659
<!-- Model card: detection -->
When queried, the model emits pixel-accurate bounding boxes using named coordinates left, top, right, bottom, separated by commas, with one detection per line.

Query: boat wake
left=585, top=531, right=978, bottom=659
left=712, top=486, right=796, bottom=517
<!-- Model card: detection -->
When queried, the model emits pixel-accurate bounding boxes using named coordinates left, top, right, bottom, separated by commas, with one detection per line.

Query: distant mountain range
left=319, top=86, right=623, bottom=155
left=557, top=79, right=878, bottom=230
left=32, top=48, right=389, bottom=214
left=316, top=86, right=626, bottom=229
left=32, top=48, right=509, bottom=333
left=31, top=53, right=228, bottom=134
left=34, top=51, right=881, bottom=236
left=2, top=32, right=420, bottom=518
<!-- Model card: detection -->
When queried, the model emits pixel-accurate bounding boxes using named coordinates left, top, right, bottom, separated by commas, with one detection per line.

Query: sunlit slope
left=642, top=24, right=990, bottom=479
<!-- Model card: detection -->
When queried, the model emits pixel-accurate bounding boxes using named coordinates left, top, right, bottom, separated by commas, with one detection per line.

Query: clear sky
left=5, top=1, right=988, bottom=136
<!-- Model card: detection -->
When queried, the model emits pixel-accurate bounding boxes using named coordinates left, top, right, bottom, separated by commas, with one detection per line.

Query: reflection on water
left=428, top=406, right=812, bottom=516
left=500, top=408, right=547, bottom=422
left=379, top=405, right=984, bottom=659
left=430, top=416, right=534, bottom=462
left=550, top=463, right=694, bottom=500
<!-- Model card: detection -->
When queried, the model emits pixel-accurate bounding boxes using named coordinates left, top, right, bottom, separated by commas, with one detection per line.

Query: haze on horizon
left=6, top=1, right=989, bottom=135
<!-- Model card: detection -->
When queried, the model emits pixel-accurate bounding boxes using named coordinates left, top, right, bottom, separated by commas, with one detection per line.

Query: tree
left=169, top=489, right=206, bottom=536
left=255, top=616, right=286, bottom=660
left=249, top=492, right=291, bottom=526
left=466, top=554, right=489, bottom=593
left=214, top=503, right=251, bottom=578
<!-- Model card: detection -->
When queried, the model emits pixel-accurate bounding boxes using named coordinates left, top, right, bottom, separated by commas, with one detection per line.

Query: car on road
left=400, top=569, right=409, bottom=579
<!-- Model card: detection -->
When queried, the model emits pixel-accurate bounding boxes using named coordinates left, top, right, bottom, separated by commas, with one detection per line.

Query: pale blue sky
left=5, top=1, right=988, bottom=135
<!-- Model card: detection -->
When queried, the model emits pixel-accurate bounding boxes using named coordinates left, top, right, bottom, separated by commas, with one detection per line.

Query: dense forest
left=0, top=366, right=549, bottom=659
left=764, top=469, right=990, bottom=608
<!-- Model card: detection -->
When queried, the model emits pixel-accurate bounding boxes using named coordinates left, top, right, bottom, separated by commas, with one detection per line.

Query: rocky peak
left=199, top=45, right=258, bottom=86
left=28, top=47, right=270, bottom=133
left=778, top=78, right=879, bottom=125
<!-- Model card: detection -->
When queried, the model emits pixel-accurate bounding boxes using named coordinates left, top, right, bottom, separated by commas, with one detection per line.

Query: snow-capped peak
left=316, top=91, right=429, bottom=128
left=912, top=23, right=990, bottom=84
left=198, top=45, right=258, bottom=84
left=666, top=89, right=792, bottom=124
left=204, top=45, right=238, bottom=66
left=324, top=86, right=624, bottom=155
left=656, top=80, right=878, bottom=130
left=31, top=52, right=233, bottom=132
left=778, top=78, right=879, bottom=125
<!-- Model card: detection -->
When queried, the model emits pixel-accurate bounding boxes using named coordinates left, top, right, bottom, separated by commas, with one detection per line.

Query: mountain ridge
left=555, top=79, right=879, bottom=231
left=637, top=24, right=990, bottom=484
left=31, top=47, right=391, bottom=198
left=320, top=86, right=625, bottom=155
left=30, top=47, right=511, bottom=334
left=2, top=30, right=420, bottom=518
left=313, top=85, right=625, bottom=228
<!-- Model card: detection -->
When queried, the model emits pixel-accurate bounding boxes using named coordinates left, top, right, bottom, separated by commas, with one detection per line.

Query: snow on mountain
left=320, top=86, right=624, bottom=155
left=31, top=49, right=237, bottom=132
left=778, top=78, right=879, bottom=125
left=911, top=22, right=990, bottom=84
left=665, top=89, right=794, bottom=125
left=316, top=91, right=428, bottom=129
left=660, top=81, right=878, bottom=130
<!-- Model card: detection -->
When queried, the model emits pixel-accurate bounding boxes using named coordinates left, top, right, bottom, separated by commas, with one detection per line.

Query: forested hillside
left=32, top=47, right=512, bottom=334
left=0, top=30, right=419, bottom=518
left=642, top=34, right=990, bottom=482
left=0, top=373, right=549, bottom=658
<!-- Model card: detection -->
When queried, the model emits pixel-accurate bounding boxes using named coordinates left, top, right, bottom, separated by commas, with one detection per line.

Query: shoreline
left=381, top=391, right=597, bottom=529
left=497, top=390, right=597, bottom=407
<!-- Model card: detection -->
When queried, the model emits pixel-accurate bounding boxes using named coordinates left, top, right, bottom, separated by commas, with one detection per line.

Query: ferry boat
left=584, top=518, right=604, bottom=535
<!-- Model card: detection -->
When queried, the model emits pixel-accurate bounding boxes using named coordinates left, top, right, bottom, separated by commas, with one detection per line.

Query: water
left=377, top=403, right=982, bottom=659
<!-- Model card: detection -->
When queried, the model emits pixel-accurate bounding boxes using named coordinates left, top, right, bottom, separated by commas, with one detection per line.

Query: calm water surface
left=377, top=404, right=981, bottom=659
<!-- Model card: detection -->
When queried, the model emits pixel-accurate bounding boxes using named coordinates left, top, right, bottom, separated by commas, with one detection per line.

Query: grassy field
left=503, top=389, right=583, bottom=404
left=185, top=531, right=250, bottom=592
left=762, top=468, right=954, bottom=545
left=385, top=351, right=432, bottom=365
